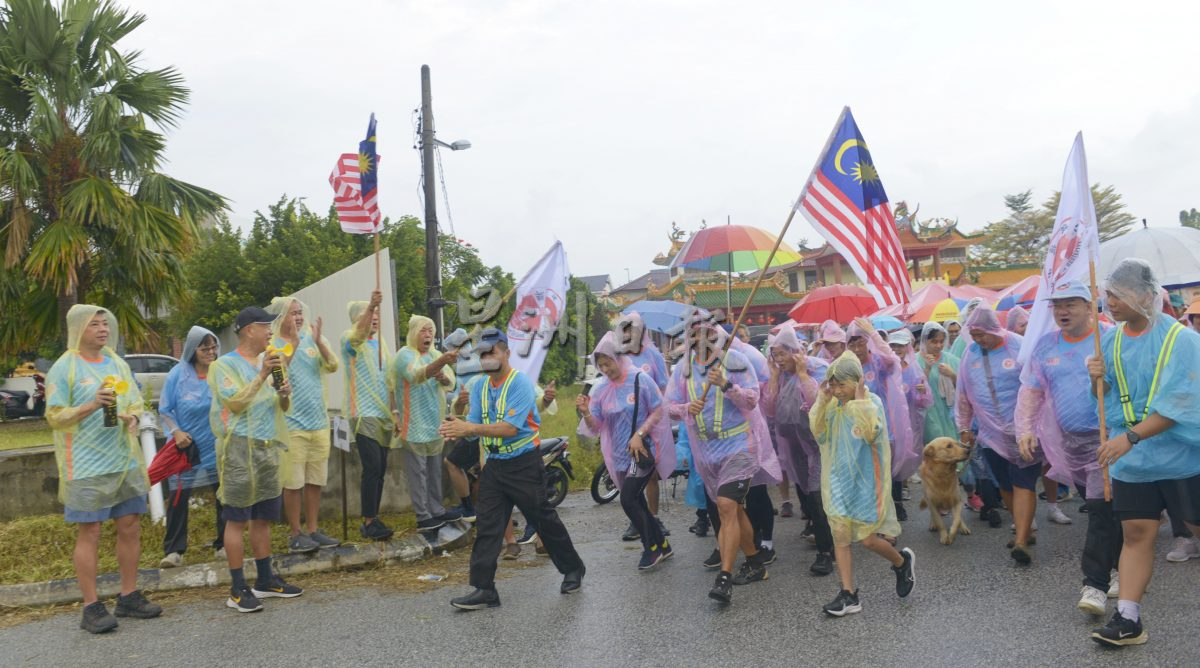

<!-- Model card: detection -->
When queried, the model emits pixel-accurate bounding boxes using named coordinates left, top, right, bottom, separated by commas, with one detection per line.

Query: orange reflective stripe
left=64, top=432, right=74, bottom=480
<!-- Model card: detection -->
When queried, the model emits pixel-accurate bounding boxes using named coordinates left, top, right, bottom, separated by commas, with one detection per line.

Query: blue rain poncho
left=955, top=306, right=1030, bottom=466
left=158, top=326, right=220, bottom=490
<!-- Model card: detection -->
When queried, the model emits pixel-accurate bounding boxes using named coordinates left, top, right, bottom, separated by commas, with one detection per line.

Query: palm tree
left=0, top=0, right=227, bottom=352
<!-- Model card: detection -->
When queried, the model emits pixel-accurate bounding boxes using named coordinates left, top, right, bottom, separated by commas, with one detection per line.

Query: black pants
left=163, top=483, right=225, bottom=555
left=1081, top=497, right=1122, bottom=590
left=1169, top=508, right=1193, bottom=538
left=356, top=433, right=389, bottom=518
left=620, top=473, right=663, bottom=551
left=796, top=486, right=834, bottom=553
left=469, top=450, right=583, bottom=590
left=706, top=485, right=773, bottom=543
left=977, top=478, right=1003, bottom=516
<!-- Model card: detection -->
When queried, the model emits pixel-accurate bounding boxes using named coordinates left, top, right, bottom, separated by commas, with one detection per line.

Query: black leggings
left=706, top=485, right=774, bottom=544
left=356, top=433, right=389, bottom=518
left=796, top=486, right=834, bottom=553
left=619, top=473, right=663, bottom=551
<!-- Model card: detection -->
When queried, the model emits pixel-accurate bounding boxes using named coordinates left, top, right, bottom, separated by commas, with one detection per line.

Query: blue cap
left=1047, top=279, right=1092, bottom=303
left=474, top=327, right=508, bottom=353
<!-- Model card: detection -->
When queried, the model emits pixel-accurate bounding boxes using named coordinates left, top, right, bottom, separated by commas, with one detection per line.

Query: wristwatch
left=1126, top=430, right=1141, bottom=445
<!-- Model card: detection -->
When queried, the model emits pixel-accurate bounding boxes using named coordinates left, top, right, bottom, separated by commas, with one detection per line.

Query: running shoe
left=1010, top=544, right=1033, bottom=565
left=252, top=575, right=303, bottom=598
left=450, top=588, right=501, bottom=610
left=757, top=546, right=777, bottom=565
left=658, top=541, right=674, bottom=564
left=984, top=508, right=1003, bottom=528
left=80, top=601, right=118, bottom=633
left=702, top=548, right=722, bottom=570
left=114, top=590, right=162, bottom=619
left=1107, top=573, right=1120, bottom=598
left=822, top=589, right=861, bottom=617
left=437, top=507, right=464, bottom=524
left=731, top=559, right=768, bottom=585
left=966, top=494, right=983, bottom=512
left=227, top=586, right=263, bottom=613
left=810, top=552, right=834, bottom=576
left=1166, top=536, right=1200, bottom=562
left=360, top=518, right=395, bottom=541
left=288, top=533, right=320, bottom=554
left=517, top=525, right=539, bottom=545
left=688, top=516, right=709, bottom=537
left=780, top=501, right=794, bottom=518
left=448, top=504, right=477, bottom=523
left=159, top=552, right=182, bottom=569
left=309, top=530, right=341, bottom=548
left=417, top=517, right=446, bottom=533
left=1047, top=506, right=1073, bottom=525
left=708, top=572, right=733, bottom=604
left=215, top=547, right=227, bottom=560
left=638, top=547, right=660, bottom=571
left=800, top=523, right=816, bottom=543
left=621, top=523, right=641, bottom=542
left=501, top=543, right=521, bottom=560
left=1077, top=586, right=1107, bottom=616
left=893, top=547, right=915, bottom=597
left=1091, top=611, right=1147, bottom=647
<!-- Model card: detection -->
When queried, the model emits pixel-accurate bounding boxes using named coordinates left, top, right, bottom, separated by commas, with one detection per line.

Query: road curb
left=0, top=521, right=474, bottom=608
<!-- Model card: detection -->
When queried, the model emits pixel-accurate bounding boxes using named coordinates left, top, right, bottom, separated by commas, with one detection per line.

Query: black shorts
left=445, top=438, right=479, bottom=471
left=716, top=478, right=752, bottom=502
left=1112, top=474, right=1200, bottom=523
left=222, top=494, right=282, bottom=522
left=983, top=447, right=1041, bottom=492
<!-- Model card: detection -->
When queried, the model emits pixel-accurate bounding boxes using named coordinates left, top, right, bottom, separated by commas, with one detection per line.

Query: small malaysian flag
left=794, top=107, right=910, bottom=307
left=329, top=114, right=381, bottom=234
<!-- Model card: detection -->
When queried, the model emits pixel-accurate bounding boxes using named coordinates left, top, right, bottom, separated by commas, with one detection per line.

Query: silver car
left=122, top=354, right=179, bottom=406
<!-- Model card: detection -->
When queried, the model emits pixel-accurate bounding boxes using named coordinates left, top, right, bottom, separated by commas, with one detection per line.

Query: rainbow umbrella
left=993, top=275, right=1040, bottom=311
left=669, top=225, right=802, bottom=272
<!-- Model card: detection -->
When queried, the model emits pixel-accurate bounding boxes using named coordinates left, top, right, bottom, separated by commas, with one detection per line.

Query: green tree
left=977, top=185, right=1136, bottom=264
left=1038, top=184, right=1136, bottom=242
left=0, top=0, right=227, bottom=351
left=1181, top=208, right=1200, bottom=229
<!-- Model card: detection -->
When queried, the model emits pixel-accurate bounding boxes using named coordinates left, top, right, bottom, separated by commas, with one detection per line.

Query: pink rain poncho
left=763, top=323, right=822, bottom=493
left=615, top=312, right=670, bottom=391
left=1005, top=306, right=1030, bottom=334
left=848, top=321, right=917, bottom=479
left=955, top=306, right=1031, bottom=466
left=892, top=330, right=933, bottom=451
left=666, top=328, right=780, bottom=497
left=814, top=320, right=847, bottom=361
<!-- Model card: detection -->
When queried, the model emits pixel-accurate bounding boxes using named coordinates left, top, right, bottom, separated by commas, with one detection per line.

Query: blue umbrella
left=870, top=314, right=905, bottom=331
left=622, top=300, right=693, bottom=334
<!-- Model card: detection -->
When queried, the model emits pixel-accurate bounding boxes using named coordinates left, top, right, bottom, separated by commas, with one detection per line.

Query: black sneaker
left=731, top=558, right=768, bottom=585
left=252, top=576, right=303, bottom=598
left=810, top=552, right=834, bottom=576
left=417, top=517, right=446, bottom=532
left=309, top=530, right=341, bottom=548
left=438, top=507, right=464, bottom=523
left=560, top=565, right=585, bottom=594
left=449, top=504, right=477, bottom=523
left=656, top=517, right=671, bottom=537
left=114, top=590, right=163, bottom=619
left=1010, top=544, right=1033, bottom=565
left=360, top=518, right=395, bottom=541
left=80, top=601, right=118, bottom=633
left=1091, top=611, right=1148, bottom=647
left=895, top=501, right=908, bottom=522
left=985, top=508, right=1003, bottom=528
left=638, top=547, right=660, bottom=571
left=517, top=525, right=539, bottom=545
left=226, top=586, right=263, bottom=613
left=288, top=533, right=320, bottom=554
left=708, top=572, right=733, bottom=604
left=621, top=523, right=641, bottom=542
left=689, top=517, right=709, bottom=537
left=893, top=547, right=916, bottom=597
left=702, top=548, right=722, bottom=570
left=823, top=589, right=862, bottom=617
left=757, top=547, right=777, bottom=565
left=800, top=524, right=816, bottom=543
left=450, top=588, right=501, bottom=610
left=658, top=541, right=674, bottom=564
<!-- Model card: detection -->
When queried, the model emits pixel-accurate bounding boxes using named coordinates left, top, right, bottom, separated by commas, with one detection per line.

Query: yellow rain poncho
left=208, top=348, right=290, bottom=508
left=266, top=297, right=338, bottom=432
left=392, top=315, right=455, bottom=457
left=339, top=300, right=394, bottom=447
left=810, top=351, right=900, bottom=545
left=45, top=305, right=148, bottom=512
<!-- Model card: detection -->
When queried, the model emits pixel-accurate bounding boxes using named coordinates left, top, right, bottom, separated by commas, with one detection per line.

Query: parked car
left=122, top=354, right=179, bottom=405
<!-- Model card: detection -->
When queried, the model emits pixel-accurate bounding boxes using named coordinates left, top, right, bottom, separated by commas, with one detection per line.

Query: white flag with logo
left=1018, top=132, right=1101, bottom=374
left=506, top=241, right=570, bottom=383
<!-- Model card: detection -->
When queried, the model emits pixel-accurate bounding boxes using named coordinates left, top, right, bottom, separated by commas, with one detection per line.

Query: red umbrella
left=788, top=284, right=878, bottom=325
left=148, top=438, right=199, bottom=506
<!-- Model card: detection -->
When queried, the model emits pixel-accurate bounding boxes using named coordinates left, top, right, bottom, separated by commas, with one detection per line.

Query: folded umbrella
left=148, top=438, right=200, bottom=506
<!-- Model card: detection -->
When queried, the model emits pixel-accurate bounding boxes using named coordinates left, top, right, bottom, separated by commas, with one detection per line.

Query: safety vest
left=686, top=372, right=749, bottom=441
left=1113, top=322, right=1183, bottom=427
left=479, top=369, right=538, bottom=455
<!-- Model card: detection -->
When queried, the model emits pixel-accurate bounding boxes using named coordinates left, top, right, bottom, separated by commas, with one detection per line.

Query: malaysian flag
left=329, top=114, right=381, bottom=234
left=794, top=107, right=910, bottom=307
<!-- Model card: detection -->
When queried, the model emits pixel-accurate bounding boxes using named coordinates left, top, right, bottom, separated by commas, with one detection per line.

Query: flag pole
left=374, top=232, right=383, bottom=370
left=1089, top=260, right=1112, bottom=502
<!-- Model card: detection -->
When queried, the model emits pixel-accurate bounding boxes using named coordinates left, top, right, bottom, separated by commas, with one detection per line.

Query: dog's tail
left=918, top=498, right=928, bottom=510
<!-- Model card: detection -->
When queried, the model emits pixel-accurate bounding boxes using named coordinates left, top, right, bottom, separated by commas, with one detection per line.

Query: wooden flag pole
left=374, top=232, right=383, bottom=370
left=1089, top=260, right=1112, bottom=502
left=340, top=448, right=348, bottom=541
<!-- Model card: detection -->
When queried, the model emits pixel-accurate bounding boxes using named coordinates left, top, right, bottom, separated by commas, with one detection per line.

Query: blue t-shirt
left=468, top=370, right=540, bottom=460
left=212, top=352, right=279, bottom=441
left=286, top=333, right=331, bottom=431
left=46, top=355, right=135, bottom=479
left=1027, top=330, right=1101, bottom=433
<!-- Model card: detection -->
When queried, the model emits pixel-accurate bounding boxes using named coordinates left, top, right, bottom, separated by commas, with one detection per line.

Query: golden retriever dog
left=919, top=437, right=973, bottom=545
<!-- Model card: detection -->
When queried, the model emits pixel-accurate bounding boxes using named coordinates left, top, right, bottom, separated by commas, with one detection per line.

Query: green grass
left=0, top=419, right=52, bottom=451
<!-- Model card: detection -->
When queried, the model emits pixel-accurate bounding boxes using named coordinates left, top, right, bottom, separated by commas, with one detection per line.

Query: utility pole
left=420, top=64, right=445, bottom=344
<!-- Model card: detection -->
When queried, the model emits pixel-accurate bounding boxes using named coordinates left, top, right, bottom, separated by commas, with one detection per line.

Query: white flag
left=1018, top=132, right=1101, bottom=372
left=506, top=241, right=570, bottom=383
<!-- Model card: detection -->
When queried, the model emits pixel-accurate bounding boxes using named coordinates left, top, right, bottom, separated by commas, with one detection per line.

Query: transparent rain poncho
left=848, top=321, right=916, bottom=479
left=1093, top=259, right=1200, bottom=483
left=208, top=347, right=290, bottom=508
left=893, top=330, right=933, bottom=452
left=917, top=322, right=960, bottom=444
left=339, top=300, right=395, bottom=447
left=615, top=312, right=670, bottom=391
left=45, top=305, right=148, bottom=512
left=665, top=327, right=780, bottom=497
left=577, top=333, right=675, bottom=488
left=1005, top=306, right=1029, bottom=334
left=267, top=297, right=337, bottom=433
left=949, top=298, right=985, bottom=360
left=814, top=320, right=847, bottom=361
left=763, top=322, right=822, bottom=493
left=393, top=315, right=456, bottom=457
left=955, top=306, right=1031, bottom=466
left=158, top=326, right=220, bottom=490
left=810, top=352, right=900, bottom=545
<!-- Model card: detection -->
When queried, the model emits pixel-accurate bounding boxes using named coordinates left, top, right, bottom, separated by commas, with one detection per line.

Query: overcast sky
left=124, top=0, right=1200, bottom=285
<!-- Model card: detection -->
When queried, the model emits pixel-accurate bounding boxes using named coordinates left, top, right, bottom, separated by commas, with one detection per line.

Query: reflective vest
left=479, top=369, right=538, bottom=455
left=686, top=372, right=749, bottom=441
left=1113, top=322, right=1183, bottom=427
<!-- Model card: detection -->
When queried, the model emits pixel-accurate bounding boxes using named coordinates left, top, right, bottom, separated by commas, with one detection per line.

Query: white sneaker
left=1047, top=506, right=1073, bottom=525
left=1107, top=573, right=1119, bottom=598
left=159, top=552, right=182, bottom=568
left=1166, top=536, right=1200, bottom=562
left=215, top=547, right=227, bottom=560
left=1077, top=586, right=1107, bottom=615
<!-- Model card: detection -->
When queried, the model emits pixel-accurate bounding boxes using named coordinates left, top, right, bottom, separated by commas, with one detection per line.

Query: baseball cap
left=473, top=327, right=508, bottom=353
left=234, top=306, right=275, bottom=333
left=1047, top=279, right=1092, bottom=303
left=887, top=330, right=914, bottom=347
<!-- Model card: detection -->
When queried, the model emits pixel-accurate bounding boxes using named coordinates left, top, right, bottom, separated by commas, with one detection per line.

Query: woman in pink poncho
left=577, top=333, right=676, bottom=571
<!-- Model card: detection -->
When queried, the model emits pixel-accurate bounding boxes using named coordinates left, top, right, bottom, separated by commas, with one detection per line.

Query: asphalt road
left=4, top=484, right=1199, bottom=667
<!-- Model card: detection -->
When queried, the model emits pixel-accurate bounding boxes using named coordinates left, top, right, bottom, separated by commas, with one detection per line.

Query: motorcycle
left=538, top=436, right=574, bottom=508
left=590, top=426, right=688, bottom=505
left=0, top=373, right=45, bottom=421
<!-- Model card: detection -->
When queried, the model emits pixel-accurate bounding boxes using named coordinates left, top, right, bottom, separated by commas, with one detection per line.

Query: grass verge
left=0, top=419, right=52, bottom=451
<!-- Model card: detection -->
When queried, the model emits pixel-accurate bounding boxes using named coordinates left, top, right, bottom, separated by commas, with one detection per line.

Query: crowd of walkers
left=44, top=258, right=1200, bottom=648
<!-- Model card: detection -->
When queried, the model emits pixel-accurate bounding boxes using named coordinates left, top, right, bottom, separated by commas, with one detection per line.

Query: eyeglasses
left=197, top=345, right=218, bottom=353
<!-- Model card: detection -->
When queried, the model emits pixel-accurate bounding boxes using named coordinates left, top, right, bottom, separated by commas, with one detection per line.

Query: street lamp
left=433, top=138, right=472, bottom=151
